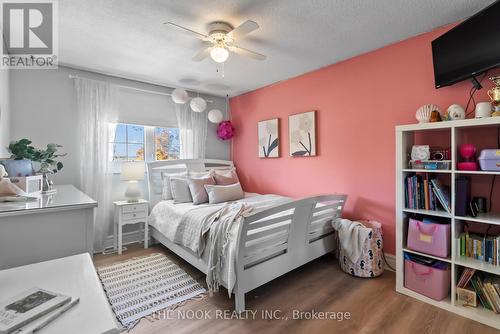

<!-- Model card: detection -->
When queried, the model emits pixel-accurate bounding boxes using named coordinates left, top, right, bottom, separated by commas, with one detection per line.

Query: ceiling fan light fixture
left=210, top=46, right=229, bottom=63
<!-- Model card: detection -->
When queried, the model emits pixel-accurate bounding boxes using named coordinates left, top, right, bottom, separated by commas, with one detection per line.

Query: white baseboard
left=97, top=229, right=145, bottom=253
left=384, top=253, right=396, bottom=272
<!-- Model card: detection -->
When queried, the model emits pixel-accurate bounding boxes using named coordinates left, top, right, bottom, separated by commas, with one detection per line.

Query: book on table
left=0, top=288, right=71, bottom=334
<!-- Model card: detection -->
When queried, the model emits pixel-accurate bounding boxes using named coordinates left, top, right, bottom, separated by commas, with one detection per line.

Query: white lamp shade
left=120, top=162, right=145, bottom=181
left=190, top=97, right=207, bottom=113
left=208, top=109, right=223, bottom=123
left=171, top=88, right=189, bottom=104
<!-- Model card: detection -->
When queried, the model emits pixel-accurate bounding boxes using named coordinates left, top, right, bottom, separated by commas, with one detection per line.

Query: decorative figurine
left=457, top=144, right=478, bottom=171
left=430, top=110, right=442, bottom=122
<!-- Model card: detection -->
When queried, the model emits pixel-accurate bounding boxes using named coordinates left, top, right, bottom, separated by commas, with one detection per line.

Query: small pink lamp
left=457, top=144, right=478, bottom=171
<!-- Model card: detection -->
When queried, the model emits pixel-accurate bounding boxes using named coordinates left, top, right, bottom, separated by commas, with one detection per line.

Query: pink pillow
left=213, top=169, right=240, bottom=186
left=188, top=176, right=215, bottom=205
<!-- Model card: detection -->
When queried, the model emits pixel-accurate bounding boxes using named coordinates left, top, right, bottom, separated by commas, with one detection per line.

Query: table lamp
left=120, top=162, right=144, bottom=202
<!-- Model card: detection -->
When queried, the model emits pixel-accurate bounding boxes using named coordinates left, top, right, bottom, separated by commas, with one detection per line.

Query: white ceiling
left=59, top=0, right=496, bottom=97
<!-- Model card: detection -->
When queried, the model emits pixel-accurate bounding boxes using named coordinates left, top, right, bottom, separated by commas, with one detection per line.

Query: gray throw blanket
left=173, top=204, right=224, bottom=256
left=205, top=203, right=253, bottom=293
left=173, top=202, right=253, bottom=293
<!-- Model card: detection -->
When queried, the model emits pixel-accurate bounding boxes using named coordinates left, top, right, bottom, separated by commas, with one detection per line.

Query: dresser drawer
left=122, top=204, right=148, bottom=214
left=122, top=211, right=147, bottom=221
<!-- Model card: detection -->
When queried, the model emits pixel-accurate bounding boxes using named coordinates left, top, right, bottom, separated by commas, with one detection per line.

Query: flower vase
left=42, top=173, right=55, bottom=194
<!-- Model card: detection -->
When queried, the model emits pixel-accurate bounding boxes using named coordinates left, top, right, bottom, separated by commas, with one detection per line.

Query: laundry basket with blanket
left=331, top=219, right=384, bottom=277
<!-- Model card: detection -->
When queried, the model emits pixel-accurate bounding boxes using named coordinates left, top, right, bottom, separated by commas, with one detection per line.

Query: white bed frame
left=146, top=159, right=347, bottom=312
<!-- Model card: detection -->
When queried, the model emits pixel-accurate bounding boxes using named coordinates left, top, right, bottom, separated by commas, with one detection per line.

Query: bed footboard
left=233, top=194, right=347, bottom=312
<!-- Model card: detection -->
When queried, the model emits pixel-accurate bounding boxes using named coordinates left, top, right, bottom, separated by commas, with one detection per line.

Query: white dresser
left=0, top=185, right=97, bottom=270
left=0, top=253, right=120, bottom=334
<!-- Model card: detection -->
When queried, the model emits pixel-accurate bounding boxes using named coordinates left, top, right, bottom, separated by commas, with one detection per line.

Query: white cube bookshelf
left=396, top=117, right=500, bottom=329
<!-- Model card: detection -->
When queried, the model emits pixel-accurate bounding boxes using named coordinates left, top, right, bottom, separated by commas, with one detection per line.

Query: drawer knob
left=133, top=214, right=136, bottom=217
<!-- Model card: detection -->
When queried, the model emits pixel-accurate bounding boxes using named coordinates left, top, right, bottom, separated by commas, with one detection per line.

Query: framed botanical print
left=258, top=118, right=279, bottom=158
left=289, top=111, right=316, bottom=156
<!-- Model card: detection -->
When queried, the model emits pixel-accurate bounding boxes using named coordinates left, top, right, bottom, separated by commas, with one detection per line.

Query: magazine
left=0, top=288, right=70, bottom=334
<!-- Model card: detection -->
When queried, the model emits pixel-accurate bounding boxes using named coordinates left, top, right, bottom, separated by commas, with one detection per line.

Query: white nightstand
left=113, top=200, right=149, bottom=255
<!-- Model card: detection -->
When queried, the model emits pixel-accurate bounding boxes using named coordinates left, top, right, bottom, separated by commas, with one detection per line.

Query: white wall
left=10, top=66, right=230, bottom=184
left=0, top=68, right=10, bottom=158
left=10, top=65, right=231, bottom=246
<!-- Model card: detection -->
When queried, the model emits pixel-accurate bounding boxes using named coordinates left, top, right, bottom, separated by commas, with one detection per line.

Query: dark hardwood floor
left=94, top=244, right=497, bottom=334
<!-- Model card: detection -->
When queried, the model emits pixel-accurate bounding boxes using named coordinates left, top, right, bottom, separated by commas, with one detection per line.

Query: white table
left=113, top=200, right=149, bottom=255
left=0, top=254, right=120, bottom=334
left=0, top=185, right=97, bottom=270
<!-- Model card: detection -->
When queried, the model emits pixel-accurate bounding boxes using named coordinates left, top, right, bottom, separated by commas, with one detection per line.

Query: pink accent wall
left=229, top=24, right=500, bottom=254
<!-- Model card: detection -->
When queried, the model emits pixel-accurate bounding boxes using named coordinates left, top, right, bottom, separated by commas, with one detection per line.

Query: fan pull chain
left=216, top=63, right=225, bottom=78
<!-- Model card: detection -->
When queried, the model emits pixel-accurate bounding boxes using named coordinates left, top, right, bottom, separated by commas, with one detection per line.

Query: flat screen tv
left=432, top=0, right=500, bottom=88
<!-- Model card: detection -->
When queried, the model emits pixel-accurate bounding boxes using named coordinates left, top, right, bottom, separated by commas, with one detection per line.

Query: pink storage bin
left=404, top=259, right=450, bottom=301
left=407, top=218, right=450, bottom=257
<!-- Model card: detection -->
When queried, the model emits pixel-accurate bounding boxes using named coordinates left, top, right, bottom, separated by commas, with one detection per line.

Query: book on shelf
left=459, top=270, right=500, bottom=313
left=430, top=179, right=451, bottom=213
left=457, top=268, right=476, bottom=288
left=0, top=288, right=71, bottom=334
left=404, top=175, right=447, bottom=212
left=458, top=232, right=500, bottom=266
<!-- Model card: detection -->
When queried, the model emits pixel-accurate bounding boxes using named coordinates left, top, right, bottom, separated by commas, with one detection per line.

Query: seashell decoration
left=446, top=104, right=465, bottom=120
left=415, top=104, right=441, bottom=123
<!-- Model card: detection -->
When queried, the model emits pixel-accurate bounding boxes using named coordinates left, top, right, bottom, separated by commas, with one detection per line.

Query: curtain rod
left=68, top=74, right=214, bottom=103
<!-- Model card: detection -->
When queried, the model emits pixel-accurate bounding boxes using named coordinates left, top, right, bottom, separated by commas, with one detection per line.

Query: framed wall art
left=289, top=111, right=316, bottom=157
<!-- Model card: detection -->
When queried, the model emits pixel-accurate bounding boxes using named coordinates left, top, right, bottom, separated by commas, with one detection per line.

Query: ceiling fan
left=164, top=20, right=267, bottom=63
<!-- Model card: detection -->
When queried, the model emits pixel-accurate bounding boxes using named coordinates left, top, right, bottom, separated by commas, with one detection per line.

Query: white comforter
left=148, top=193, right=292, bottom=295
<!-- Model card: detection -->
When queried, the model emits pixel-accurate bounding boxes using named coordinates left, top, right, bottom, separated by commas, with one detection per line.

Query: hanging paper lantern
left=208, top=109, right=223, bottom=123
left=217, top=120, right=234, bottom=140
left=190, top=97, right=207, bottom=113
left=171, top=88, right=189, bottom=104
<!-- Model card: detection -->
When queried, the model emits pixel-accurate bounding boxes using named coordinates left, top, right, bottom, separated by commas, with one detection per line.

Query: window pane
left=113, top=143, right=127, bottom=161
left=128, top=144, right=144, bottom=161
left=127, top=125, right=144, bottom=143
left=168, top=128, right=180, bottom=159
left=114, top=124, right=127, bottom=143
left=155, top=127, right=180, bottom=160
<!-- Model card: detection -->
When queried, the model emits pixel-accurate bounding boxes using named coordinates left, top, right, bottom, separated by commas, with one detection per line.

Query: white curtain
left=74, top=78, right=118, bottom=251
left=175, top=103, right=207, bottom=159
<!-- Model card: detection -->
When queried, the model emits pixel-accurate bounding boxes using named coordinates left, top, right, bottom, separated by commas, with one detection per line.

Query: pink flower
left=217, top=121, right=234, bottom=140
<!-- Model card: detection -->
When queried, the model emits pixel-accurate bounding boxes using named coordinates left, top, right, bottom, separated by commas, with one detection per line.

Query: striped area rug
left=97, top=253, right=206, bottom=329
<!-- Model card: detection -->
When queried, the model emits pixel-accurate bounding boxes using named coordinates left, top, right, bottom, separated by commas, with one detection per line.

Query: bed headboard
left=146, top=159, right=234, bottom=208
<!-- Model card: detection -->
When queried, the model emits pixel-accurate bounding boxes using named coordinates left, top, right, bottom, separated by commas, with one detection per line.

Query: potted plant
left=7, top=139, right=67, bottom=193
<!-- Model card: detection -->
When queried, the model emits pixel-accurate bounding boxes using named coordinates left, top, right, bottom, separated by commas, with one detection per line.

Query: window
left=154, top=127, right=180, bottom=161
left=111, top=124, right=145, bottom=161
left=111, top=123, right=180, bottom=162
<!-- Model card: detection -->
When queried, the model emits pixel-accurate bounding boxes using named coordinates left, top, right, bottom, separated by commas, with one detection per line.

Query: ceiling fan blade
left=164, top=22, right=209, bottom=40
left=227, top=20, right=259, bottom=39
left=228, top=45, right=266, bottom=61
left=192, top=47, right=212, bottom=61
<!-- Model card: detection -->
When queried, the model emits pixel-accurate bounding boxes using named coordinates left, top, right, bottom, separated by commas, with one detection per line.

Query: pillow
left=187, top=176, right=215, bottom=205
left=161, top=172, right=186, bottom=200
left=189, top=170, right=214, bottom=178
left=170, top=177, right=193, bottom=204
left=213, top=168, right=240, bottom=186
left=204, top=182, right=244, bottom=204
